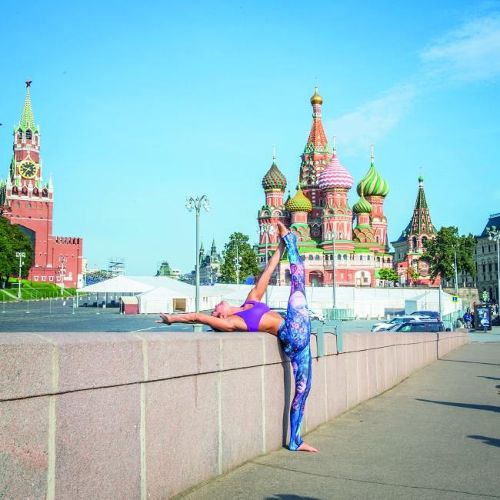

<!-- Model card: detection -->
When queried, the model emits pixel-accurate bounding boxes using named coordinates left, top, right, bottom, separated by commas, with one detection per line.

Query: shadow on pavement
left=468, top=435, right=500, bottom=448
left=477, top=375, right=500, bottom=381
left=416, top=399, right=500, bottom=413
left=438, top=359, right=500, bottom=367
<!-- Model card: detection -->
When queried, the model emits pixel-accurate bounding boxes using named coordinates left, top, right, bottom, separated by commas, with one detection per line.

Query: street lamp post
left=453, top=246, right=459, bottom=296
left=59, top=255, right=67, bottom=297
left=260, top=223, right=276, bottom=304
left=186, top=195, right=210, bottom=331
left=15, top=251, right=25, bottom=299
left=487, top=225, right=500, bottom=306
left=327, top=230, right=337, bottom=309
left=234, top=242, right=242, bottom=285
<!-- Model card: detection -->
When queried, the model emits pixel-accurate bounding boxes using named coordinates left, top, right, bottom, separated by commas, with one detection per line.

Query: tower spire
left=409, top=176, right=433, bottom=234
left=305, top=87, right=328, bottom=152
left=18, top=81, right=38, bottom=132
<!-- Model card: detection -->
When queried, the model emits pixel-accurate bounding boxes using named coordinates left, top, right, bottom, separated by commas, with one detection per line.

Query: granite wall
left=0, top=330, right=468, bottom=499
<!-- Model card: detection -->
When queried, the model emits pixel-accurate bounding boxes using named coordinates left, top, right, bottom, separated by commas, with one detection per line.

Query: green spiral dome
left=262, top=161, right=287, bottom=191
left=353, top=195, right=372, bottom=214
left=357, top=161, right=389, bottom=197
left=285, top=185, right=313, bottom=213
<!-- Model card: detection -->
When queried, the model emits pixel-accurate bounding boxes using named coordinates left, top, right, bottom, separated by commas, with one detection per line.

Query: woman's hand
left=157, top=313, right=171, bottom=324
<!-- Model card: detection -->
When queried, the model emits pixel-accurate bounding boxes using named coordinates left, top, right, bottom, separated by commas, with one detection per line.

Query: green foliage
left=220, top=232, right=259, bottom=284
left=0, top=217, right=33, bottom=287
left=423, top=226, right=476, bottom=281
left=408, top=266, right=420, bottom=282
left=378, top=267, right=399, bottom=283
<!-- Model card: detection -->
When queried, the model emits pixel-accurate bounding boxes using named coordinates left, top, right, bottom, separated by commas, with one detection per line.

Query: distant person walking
left=463, top=311, right=472, bottom=329
left=159, top=222, right=317, bottom=452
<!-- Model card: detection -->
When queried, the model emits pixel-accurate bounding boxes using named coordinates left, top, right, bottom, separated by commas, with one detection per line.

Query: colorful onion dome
left=318, top=152, right=354, bottom=190
left=353, top=195, right=372, bottom=214
left=357, top=147, right=389, bottom=197
left=310, top=87, right=323, bottom=105
left=262, top=160, right=287, bottom=191
left=285, top=184, right=313, bottom=213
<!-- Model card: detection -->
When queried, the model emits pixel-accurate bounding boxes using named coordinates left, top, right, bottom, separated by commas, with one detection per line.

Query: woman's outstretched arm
left=158, top=312, right=237, bottom=332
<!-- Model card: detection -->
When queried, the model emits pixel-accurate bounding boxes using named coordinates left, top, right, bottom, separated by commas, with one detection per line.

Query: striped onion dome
left=285, top=185, right=313, bottom=213
left=357, top=152, right=389, bottom=197
left=318, top=152, right=354, bottom=190
left=262, top=160, right=287, bottom=191
left=353, top=195, right=372, bottom=214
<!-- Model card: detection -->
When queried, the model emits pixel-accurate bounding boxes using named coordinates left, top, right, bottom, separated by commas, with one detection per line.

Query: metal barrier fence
left=323, top=308, right=355, bottom=321
left=313, top=319, right=344, bottom=357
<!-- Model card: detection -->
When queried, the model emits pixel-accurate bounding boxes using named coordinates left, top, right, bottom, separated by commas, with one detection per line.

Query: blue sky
left=1, top=0, right=499, bottom=274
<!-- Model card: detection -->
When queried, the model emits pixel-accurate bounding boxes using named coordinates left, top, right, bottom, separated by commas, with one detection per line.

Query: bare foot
left=276, top=221, right=289, bottom=239
left=297, top=442, right=319, bottom=452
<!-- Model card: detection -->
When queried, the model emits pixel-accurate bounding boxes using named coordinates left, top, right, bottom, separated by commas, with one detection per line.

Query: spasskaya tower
left=0, top=82, right=83, bottom=288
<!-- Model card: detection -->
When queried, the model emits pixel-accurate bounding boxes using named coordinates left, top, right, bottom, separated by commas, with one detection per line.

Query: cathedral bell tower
left=299, top=88, right=332, bottom=240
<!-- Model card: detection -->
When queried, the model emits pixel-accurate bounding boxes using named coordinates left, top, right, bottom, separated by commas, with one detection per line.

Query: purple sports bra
left=233, top=300, right=270, bottom=332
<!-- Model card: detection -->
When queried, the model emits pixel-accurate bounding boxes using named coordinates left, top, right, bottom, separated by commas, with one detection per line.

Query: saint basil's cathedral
left=0, top=83, right=83, bottom=288
left=257, top=88, right=438, bottom=287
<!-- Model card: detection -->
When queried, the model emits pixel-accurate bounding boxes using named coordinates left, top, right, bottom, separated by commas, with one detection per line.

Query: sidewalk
left=180, top=343, right=500, bottom=499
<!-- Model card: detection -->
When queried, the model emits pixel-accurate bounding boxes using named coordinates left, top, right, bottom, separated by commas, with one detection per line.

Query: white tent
left=138, top=286, right=187, bottom=314
left=79, top=275, right=223, bottom=314
left=80, top=276, right=148, bottom=293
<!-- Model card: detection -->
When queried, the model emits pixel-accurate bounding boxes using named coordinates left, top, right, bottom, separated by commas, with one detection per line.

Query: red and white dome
left=318, top=153, right=354, bottom=190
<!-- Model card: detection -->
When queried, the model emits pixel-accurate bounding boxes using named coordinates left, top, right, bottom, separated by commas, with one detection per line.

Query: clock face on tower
left=19, top=161, right=38, bottom=179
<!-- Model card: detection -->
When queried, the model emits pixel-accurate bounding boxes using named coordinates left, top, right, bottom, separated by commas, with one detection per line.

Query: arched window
left=412, top=236, right=417, bottom=249
left=17, top=129, right=22, bottom=140
left=343, top=255, right=347, bottom=260
left=360, top=255, right=364, bottom=261
left=337, top=254, right=342, bottom=260
left=26, top=129, right=32, bottom=140
left=315, top=254, right=320, bottom=261
left=308, top=255, right=313, bottom=260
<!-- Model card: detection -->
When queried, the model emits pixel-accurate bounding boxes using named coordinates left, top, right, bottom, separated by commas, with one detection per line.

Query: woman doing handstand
left=159, top=222, right=318, bottom=452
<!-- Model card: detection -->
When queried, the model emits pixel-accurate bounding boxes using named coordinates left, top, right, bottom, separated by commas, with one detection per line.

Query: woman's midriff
left=228, top=310, right=282, bottom=335
left=257, top=311, right=283, bottom=336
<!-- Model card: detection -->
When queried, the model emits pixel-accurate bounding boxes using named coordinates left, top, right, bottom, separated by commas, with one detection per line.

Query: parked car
left=371, top=315, right=428, bottom=332
left=392, top=321, right=446, bottom=333
left=411, top=310, right=440, bottom=320
left=270, top=307, right=324, bottom=322
left=309, top=308, right=325, bottom=322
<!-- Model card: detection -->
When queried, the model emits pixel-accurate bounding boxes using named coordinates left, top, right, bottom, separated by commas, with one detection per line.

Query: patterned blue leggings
left=278, top=232, right=312, bottom=451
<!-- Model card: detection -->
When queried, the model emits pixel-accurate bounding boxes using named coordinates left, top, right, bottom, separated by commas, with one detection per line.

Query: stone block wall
left=0, top=330, right=468, bottom=499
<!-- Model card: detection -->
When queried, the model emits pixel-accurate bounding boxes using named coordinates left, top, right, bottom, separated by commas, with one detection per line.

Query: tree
left=457, top=234, right=476, bottom=280
left=0, top=217, right=33, bottom=288
left=408, top=266, right=420, bottom=284
left=423, top=226, right=476, bottom=282
left=220, top=232, right=259, bottom=284
left=378, top=267, right=399, bottom=283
